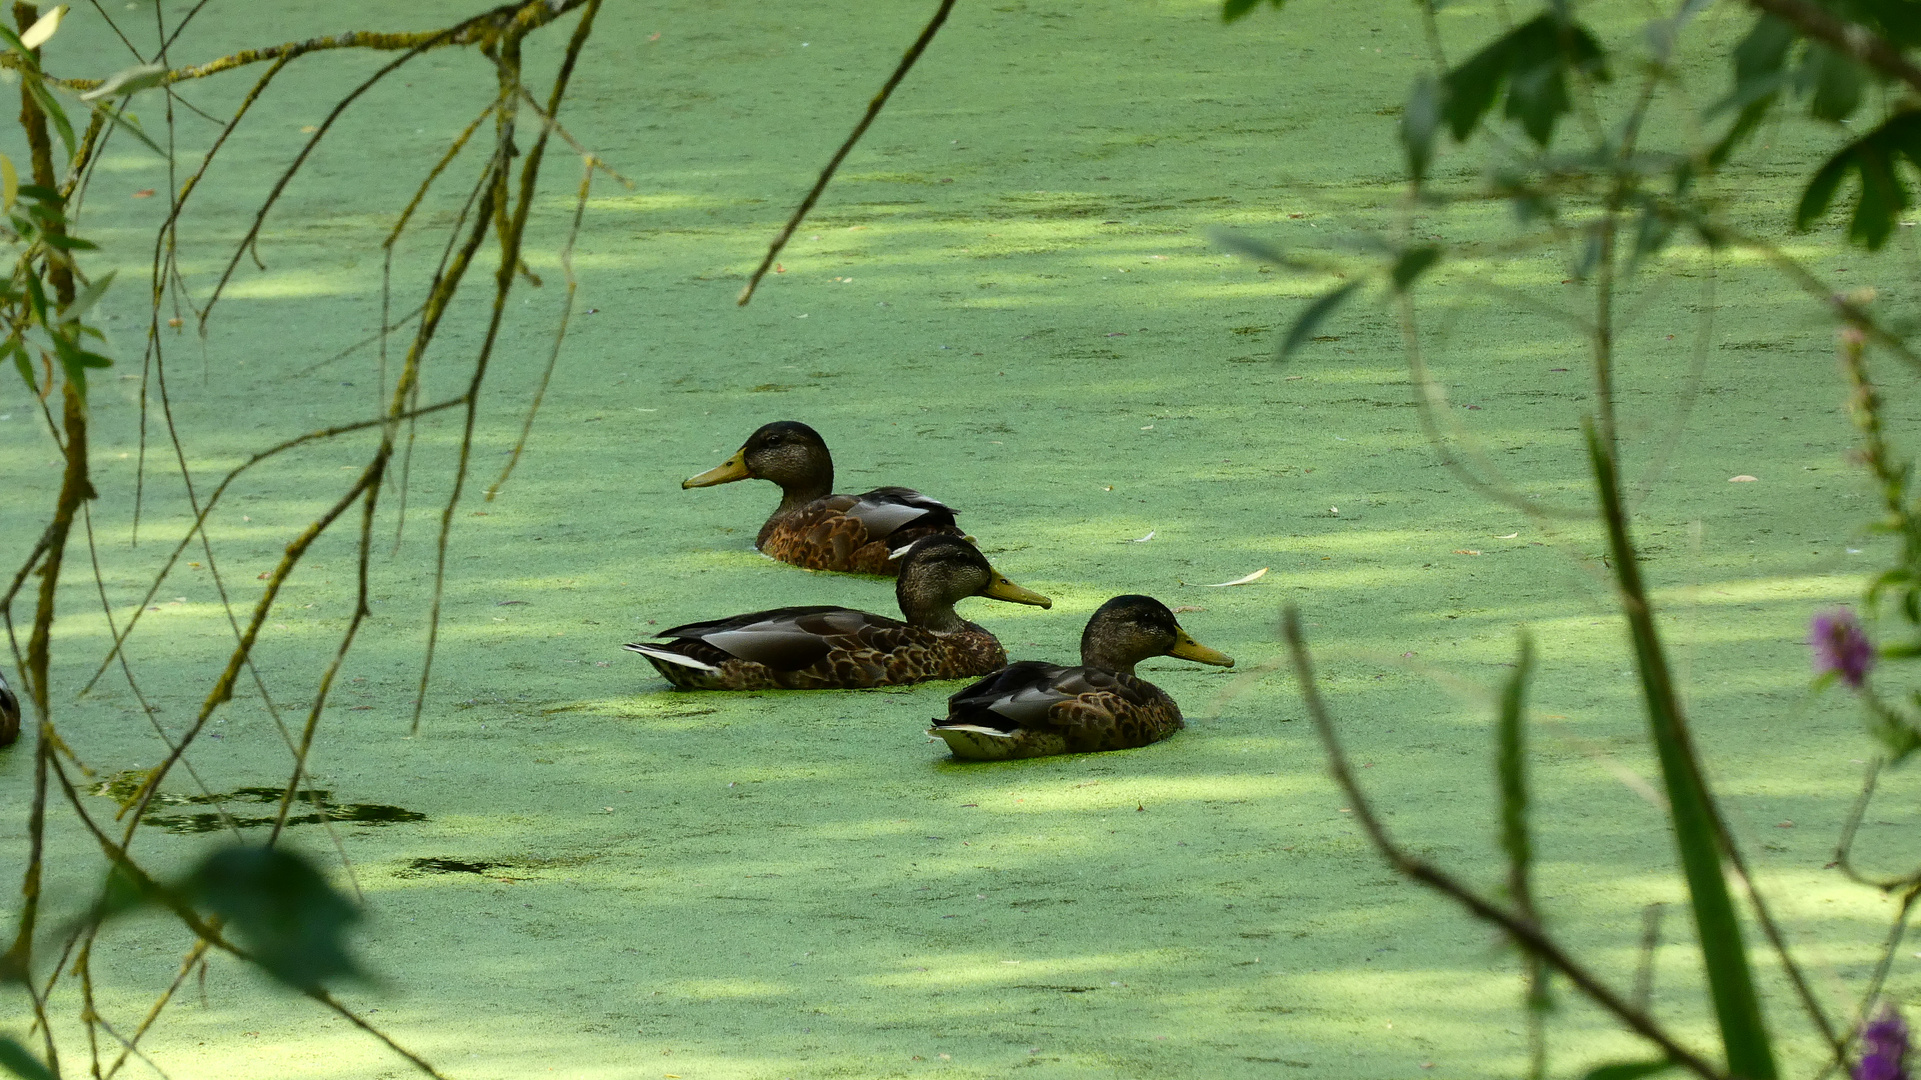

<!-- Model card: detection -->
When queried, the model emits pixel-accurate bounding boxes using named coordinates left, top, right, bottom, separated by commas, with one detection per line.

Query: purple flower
left=1812, top=608, right=1875, bottom=690
left=1857, top=1006, right=1909, bottom=1080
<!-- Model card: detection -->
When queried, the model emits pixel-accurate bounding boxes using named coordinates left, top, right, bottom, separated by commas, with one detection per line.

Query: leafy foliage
left=1710, top=5, right=1921, bottom=247
left=1224, top=0, right=1921, bottom=1075
left=1278, top=281, right=1358, bottom=360
left=1403, top=12, right=1609, bottom=180
left=0, top=1037, right=54, bottom=1080
left=91, top=845, right=367, bottom=994
left=0, top=10, right=125, bottom=406
left=1581, top=1061, right=1674, bottom=1080
left=187, top=846, right=366, bottom=993
left=1796, top=109, right=1921, bottom=249
left=1390, top=245, right=1441, bottom=293
left=1219, top=0, right=1284, bottom=23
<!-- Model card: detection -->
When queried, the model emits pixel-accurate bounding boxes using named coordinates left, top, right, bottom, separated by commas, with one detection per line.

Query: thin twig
left=135, top=53, right=289, bottom=542
left=197, top=33, right=466, bottom=329
left=1632, top=902, right=1664, bottom=1012
left=20, top=6, right=607, bottom=1078
left=1832, top=759, right=1921, bottom=892
left=1396, top=290, right=1590, bottom=521
left=1713, top=810, right=1844, bottom=1056
left=738, top=0, right=956, bottom=306
left=411, top=0, right=599, bottom=731
left=80, top=397, right=467, bottom=695
left=101, top=939, right=210, bottom=1080
left=486, top=155, right=592, bottom=500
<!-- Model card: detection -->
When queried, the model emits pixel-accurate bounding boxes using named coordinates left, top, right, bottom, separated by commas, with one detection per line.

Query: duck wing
left=843, top=486, right=957, bottom=539
left=655, top=606, right=906, bottom=671
left=936, top=664, right=1182, bottom=758
left=759, top=489, right=962, bottom=574
left=944, top=661, right=1077, bottom=731
left=945, top=664, right=1170, bottom=730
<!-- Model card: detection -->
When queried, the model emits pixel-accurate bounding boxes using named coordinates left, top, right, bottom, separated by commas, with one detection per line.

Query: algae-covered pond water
left=4, top=0, right=1920, bottom=1077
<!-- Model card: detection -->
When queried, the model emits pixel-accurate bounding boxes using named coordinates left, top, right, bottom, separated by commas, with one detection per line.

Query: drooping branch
left=23, top=0, right=590, bottom=92
left=738, top=0, right=956, bottom=306
left=1280, top=607, right=1726, bottom=1080
left=6, top=2, right=608, bottom=1077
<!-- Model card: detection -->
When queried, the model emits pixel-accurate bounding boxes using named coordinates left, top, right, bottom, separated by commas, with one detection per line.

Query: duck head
left=894, top=535, right=1050, bottom=632
left=683, top=421, right=835, bottom=507
left=1080, top=594, right=1234, bottom=676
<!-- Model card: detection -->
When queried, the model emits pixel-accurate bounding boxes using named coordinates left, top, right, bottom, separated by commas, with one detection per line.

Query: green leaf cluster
left=0, top=1037, right=53, bottom=1080
left=1404, top=12, right=1609, bottom=181
left=1219, top=0, right=1284, bottom=23
left=1798, top=109, right=1921, bottom=248
left=1712, top=6, right=1921, bottom=248
left=90, top=845, right=367, bottom=995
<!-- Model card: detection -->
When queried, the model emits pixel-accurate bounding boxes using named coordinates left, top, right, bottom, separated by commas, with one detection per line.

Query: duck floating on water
left=0, top=670, right=17, bottom=748
left=625, top=535, right=1051, bottom=690
left=929, top=595, right=1233, bottom=760
left=683, top=420, right=965, bottom=575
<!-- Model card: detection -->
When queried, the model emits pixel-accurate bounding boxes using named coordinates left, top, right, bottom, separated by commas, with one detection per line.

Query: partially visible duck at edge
left=0, top=669, right=19, bottom=748
left=929, top=595, right=1234, bottom=760
left=625, top=535, right=1052, bottom=690
left=683, top=420, right=966, bottom=575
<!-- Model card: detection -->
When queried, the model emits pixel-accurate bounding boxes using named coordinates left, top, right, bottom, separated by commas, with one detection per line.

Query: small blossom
left=1856, top=1006, right=1909, bottom=1080
left=1812, top=608, right=1875, bottom=689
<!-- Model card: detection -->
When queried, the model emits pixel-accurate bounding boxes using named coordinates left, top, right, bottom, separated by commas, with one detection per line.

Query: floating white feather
left=1185, top=567, right=1268, bottom=588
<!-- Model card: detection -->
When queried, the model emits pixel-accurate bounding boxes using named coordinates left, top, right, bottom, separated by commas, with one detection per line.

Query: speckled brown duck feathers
left=930, top=595, right=1234, bottom=760
left=682, top=420, right=964, bottom=575
left=624, top=535, right=1051, bottom=691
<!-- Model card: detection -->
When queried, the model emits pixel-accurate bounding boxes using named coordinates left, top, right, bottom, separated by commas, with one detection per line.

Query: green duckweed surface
left=4, top=1, right=1919, bottom=1077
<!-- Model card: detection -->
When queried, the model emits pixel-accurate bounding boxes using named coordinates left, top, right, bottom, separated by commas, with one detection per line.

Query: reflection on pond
left=90, top=769, right=427, bottom=834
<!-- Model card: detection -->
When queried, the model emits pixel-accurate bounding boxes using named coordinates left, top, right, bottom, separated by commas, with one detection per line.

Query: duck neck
left=900, top=591, right=966, bottom=634
left=772, top=457, right=833, bottom=511
left=1080, top=638, right=1142, bottom=676
left=773, top=467, right=833, bottom=513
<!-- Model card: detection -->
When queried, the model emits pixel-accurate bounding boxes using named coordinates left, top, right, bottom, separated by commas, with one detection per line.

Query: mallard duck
left=0, top=670, right=17, bottom=748
left=929, top=595, right=1234, bottom=760
left=683, top=420, right=966, bottom=575
left=624, top=535, right=1051, bottom=690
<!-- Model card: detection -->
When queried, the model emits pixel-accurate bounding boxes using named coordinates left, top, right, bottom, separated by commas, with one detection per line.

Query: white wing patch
left=622, top=643, right=720, bottom=672
left=929, top=724, right=1015, bottom=739
left=847, top=500, right=933, bottom=536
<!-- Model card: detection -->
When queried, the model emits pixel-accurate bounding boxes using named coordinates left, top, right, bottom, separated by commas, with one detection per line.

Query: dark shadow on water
left=398, top=857, right=507, bottom=876
left=89, top=770, right=427, bottom=834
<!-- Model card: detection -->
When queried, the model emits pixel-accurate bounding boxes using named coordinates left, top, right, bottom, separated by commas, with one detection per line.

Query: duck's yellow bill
left=982, top=569, right=1052, bottom=609
left=1169, top=629, right=1234, bottom=667
left=683, top=449, right=750, bottom=489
